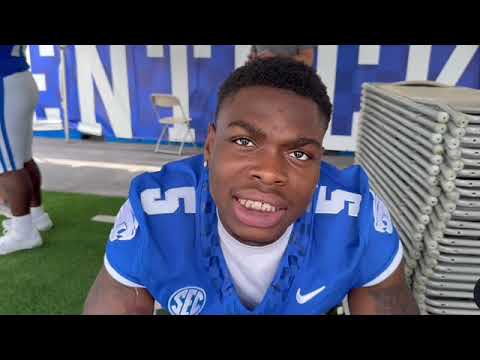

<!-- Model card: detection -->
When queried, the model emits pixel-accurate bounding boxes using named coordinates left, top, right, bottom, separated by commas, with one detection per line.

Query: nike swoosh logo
left=296, top=286, right=326, bottom=304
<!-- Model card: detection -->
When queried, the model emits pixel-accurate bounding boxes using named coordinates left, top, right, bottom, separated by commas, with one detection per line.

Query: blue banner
left=28, top=45, right=480, bottom=151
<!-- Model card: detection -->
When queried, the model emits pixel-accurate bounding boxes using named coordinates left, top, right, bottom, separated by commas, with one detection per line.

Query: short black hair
left=215, top=57, right=332, bottom=128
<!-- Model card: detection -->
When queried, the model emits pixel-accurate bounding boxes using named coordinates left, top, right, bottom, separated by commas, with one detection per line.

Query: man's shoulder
left=319, top=161, right=369, bottom=194
left=130, top=155, right=204, bottom=193
left=126, top=154, right=204, bottom=222
left=114, top=156, right=202, bottom=273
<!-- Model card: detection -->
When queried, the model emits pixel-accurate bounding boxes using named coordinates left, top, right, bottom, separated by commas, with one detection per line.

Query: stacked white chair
left=355, top=81, right=480, bottom=314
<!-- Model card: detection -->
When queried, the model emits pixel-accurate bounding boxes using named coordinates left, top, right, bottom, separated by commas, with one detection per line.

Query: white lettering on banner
left=146, top=45, right=164, bottom=58
left=31, top=45, right=480, bottom=151
left=436, top=45, right=479, bottom=85
left=75, top=45, right=132, bottom=138
left=25, top=45, right=63, bottom=128
left=169, top=45, right=189, bottom=119
left=358, top=45, right=381, bottom=65
left=168, top=45, right=195, bottom=142
left=315, top=186, right=362, bottom=217
left=33, top=74, right=47, bottom=91
left=10, top=45, right=22, bottom=57
left=235, top=45, right=251, bottom=69
left=317, top=45, right=347, bottom=152
left=406, top=45, right=432, bottom=81
left=193, top=45, right=212, bottom=58
left=38, top=45, right=55, bottom=57
left=141, top=187, right=196, bottom=215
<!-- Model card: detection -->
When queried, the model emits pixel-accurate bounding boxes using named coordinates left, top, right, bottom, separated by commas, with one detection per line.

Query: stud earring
left=203, top=160, right=208, bottom=168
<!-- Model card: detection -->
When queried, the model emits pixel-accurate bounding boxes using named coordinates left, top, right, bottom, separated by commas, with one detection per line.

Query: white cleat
left=0, top=204, right=12, bottom=218
left=0, top=228, right=42, bottom=255
left=2, top=213, right=54, bottom=232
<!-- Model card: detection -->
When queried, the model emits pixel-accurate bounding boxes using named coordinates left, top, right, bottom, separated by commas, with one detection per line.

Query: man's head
left=205, top=58, right=332, bottom=246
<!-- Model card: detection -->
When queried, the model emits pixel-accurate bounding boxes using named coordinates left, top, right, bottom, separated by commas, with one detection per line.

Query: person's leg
left=0, top=71, right=41, bottom=255
left=0, top=185, right=12, bottom=217
left=21, top=158, right=53, bottom=230
left=0, top=168, right=32, bottom=216
left=2, top=158, right=53, bottom=230
left=24, top=158, right=42, bottom=207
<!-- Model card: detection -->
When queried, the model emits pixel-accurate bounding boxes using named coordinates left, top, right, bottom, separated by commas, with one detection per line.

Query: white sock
left=31, top=206, right=45, bottom=219
left=11, top=214, right=35, bottom=235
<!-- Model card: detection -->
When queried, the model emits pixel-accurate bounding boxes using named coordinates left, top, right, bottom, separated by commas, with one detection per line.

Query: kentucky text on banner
left=27, top=45, right=480, bottom=151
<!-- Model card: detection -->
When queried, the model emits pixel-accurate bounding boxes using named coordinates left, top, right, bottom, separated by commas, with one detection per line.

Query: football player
left=0, top=45, right=53, bottom=255
left=84, top=57, right=419, bottom=315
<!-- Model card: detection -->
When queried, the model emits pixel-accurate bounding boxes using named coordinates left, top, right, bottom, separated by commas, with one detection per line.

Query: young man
left=0, top=45, right=53, bottom=255
left=84, top=58, right=419, bottom=315
left=248, top=45, right=315, bottom=67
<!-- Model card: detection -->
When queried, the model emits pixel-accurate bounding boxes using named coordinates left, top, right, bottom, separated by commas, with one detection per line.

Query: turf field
left=0, top=192, right=125, bottom=315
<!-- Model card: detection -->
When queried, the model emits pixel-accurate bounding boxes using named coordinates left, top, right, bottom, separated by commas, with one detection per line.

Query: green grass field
left=0, top=192, right=125, bottom=315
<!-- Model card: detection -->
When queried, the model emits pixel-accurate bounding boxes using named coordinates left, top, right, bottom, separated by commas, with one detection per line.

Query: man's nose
left=249, top=149, right=288, bottom=186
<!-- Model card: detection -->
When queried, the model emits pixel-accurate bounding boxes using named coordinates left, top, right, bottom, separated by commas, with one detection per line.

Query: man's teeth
left=238, top=198, right=277, bottom=212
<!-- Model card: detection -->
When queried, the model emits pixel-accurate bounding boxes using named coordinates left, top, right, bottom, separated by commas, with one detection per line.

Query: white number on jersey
left=315, top=186, right=362, bottom=217
left=141, top=187, right=196, bottom=215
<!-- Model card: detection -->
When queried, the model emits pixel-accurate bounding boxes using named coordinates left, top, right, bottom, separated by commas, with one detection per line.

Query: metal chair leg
left=155, top=125, right=168, bottom=153
left=177, top=128, right=190, bottom=156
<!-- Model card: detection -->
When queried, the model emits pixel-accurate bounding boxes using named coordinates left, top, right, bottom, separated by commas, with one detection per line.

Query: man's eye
left=234, top=138, right=254, bottom=147
left=289, top=151, right=311, bottom=161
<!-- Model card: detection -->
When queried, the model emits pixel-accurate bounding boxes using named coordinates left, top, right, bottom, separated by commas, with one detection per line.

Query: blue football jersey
left=0, top=45, right=29, bottom=77
left=105, top=155, right=402, bottom=315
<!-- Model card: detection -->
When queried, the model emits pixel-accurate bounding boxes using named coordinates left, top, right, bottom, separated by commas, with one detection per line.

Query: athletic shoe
left=0, top=227, right=42, bottom=255
left=0, top=204, right=12, bottom=218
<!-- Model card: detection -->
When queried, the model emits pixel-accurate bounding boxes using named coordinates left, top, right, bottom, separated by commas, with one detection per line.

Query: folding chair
left=151, top=93, right=197, bottom=156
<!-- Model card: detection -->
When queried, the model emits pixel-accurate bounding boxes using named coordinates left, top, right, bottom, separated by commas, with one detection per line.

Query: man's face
left=205, top=86, right=327, bottom=245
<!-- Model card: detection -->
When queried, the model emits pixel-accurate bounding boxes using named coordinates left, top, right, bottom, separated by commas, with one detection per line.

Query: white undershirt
left=217, top=216, right=403, bottom=310
left=218, top=218, right=293, bottom=309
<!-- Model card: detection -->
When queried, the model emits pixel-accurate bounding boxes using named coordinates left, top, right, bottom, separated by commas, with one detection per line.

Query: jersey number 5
left=315, top=186, right=362, bottom=217
left=141, top=187, right=196, bottom=215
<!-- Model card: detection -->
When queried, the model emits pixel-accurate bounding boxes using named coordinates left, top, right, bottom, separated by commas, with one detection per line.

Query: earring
left=203, top=160, right=208, bottom=168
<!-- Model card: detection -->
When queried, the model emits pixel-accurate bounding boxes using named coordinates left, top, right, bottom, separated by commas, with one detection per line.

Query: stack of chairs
left=355, top=81, right=480, bottom=314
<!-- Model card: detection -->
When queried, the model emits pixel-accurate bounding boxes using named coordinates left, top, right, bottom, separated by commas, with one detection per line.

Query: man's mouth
left=232, top=195, right=287, bottom=228
left=237, top=198, right=279, bottom=213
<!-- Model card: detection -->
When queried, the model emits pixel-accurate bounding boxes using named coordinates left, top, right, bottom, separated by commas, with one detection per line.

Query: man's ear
left=204, top=122, right=217, bottom=163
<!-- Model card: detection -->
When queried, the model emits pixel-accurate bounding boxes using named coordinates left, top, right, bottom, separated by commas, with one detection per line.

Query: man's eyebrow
left=290, top=137, right=323, bottom=149
left=227, top=120, right=266, bottom=138
left=227, top=120, right=322, bottom=149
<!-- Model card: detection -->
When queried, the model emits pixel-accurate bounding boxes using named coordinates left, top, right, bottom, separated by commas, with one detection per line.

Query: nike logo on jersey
left=296, top=286, right=326, bottom=304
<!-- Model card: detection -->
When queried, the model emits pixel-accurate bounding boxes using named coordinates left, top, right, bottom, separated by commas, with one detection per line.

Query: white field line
left=34, top=157, right=162, bottom=173
left=91, top=215, right=116, bottom=224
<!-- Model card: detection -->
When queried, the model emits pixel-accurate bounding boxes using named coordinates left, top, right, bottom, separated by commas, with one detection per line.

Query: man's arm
left=293, top=47, right=314, bottom=67
left=347, top=260, right=419, bottom=315
left=83, top=265, right=154, bottom=315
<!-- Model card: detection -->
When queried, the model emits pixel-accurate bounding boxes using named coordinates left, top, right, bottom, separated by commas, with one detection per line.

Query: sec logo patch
left=168, top=287, right=206, bottom=315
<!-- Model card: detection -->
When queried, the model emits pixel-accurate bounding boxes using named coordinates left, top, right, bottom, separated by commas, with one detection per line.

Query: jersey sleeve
left=354, top=187, right=403, bottom=288
left=104, top=190, right=146, bottom=288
